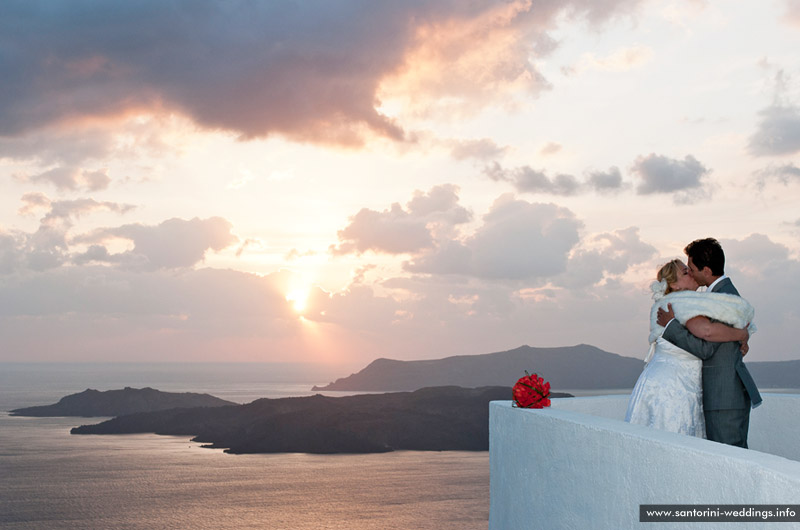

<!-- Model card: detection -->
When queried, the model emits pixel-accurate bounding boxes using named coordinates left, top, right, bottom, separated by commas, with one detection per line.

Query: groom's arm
left=685, top=316, right=748, bottom=342
left=658, top=303, right=749, bottom=356
left=662, top=319, right=719, bottom=360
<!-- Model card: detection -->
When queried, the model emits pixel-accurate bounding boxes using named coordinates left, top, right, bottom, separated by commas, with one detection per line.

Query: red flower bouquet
left=512, top=371, right=551, bottom=408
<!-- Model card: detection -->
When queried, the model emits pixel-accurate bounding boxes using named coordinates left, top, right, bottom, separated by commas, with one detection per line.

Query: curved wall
left=489, top=394, right=800, bottom=529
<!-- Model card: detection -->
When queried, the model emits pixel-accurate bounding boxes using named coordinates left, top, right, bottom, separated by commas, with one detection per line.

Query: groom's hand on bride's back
left=656, top=304, right=675, bottom=327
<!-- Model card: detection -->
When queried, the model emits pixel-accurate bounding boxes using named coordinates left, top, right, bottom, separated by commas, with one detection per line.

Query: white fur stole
left=648, top=291, right=756, bottom=345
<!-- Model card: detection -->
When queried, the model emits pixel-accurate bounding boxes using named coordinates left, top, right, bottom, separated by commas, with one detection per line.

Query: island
left=71, top=386, right=573, bottom=454
left=10, top=387, right=236, bottom=417
left=311, top=344, right=800, bottom=392
left=312, top=344, right=646, bottom=391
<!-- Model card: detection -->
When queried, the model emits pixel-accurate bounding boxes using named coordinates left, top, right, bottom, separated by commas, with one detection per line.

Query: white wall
left=747, top=394, right=800, bottom=462
left=489, top=394, right=800, bottom=530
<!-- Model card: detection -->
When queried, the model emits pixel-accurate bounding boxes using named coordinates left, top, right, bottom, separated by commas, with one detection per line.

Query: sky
left=2, top=0, right=800, bottom=369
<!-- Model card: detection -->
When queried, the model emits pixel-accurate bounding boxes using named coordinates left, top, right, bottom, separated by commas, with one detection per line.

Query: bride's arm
left=684, top=316, right=748, bottom=342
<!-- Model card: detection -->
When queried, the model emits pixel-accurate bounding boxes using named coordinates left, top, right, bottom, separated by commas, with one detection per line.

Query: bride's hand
left=656, top=303, right=675, bottom=327
left=740, top=340, right=749, bottom=357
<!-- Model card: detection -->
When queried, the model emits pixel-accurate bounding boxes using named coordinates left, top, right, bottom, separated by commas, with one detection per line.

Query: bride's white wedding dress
left=625, top=337, right=705, bottom=437
left=625, top=283, right=756, bottom=438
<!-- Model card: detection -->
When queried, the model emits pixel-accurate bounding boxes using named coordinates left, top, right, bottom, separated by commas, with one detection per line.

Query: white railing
left=489, top=394, right=800, bottom=529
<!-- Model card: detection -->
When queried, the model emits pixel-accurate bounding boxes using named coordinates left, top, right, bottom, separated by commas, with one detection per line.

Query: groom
left=657, top=238, right=762, bottom=448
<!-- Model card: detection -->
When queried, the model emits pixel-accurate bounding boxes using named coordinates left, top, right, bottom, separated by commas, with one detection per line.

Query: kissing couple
left=625, top=237, right=762, bottom=448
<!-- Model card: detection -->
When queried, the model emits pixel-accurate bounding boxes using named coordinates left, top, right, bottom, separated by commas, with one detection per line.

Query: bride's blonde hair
left=657, top=259, right=682, bottom=295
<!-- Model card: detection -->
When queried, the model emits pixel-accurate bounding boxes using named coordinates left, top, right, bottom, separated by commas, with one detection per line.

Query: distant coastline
left=312, top=344, right=800, bottom=392
left=69, top=386, right=573, bottom=454
left=6, top=343, right=797, bottom=455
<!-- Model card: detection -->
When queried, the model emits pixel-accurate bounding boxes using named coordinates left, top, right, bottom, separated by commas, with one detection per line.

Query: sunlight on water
left=0, top=415, right=488, bottom=529
left=0, top=364, right=489, bottom=529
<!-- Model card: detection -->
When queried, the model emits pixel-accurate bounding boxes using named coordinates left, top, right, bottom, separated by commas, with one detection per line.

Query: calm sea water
left=0, top=363, right=490, bottom=530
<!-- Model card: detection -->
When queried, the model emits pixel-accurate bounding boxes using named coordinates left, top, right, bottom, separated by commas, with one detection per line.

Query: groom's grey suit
left=662, top=277, right=762, bottom=447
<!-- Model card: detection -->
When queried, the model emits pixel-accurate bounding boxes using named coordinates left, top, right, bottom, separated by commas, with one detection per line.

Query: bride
left=625, top=259, right=755, bottom=437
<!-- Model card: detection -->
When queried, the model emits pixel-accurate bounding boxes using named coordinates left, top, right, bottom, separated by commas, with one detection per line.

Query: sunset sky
left=2, top=0, right=800, bottom=368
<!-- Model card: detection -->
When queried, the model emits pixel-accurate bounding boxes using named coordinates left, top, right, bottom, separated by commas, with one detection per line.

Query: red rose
left=512, top=371, right=551, bottom=408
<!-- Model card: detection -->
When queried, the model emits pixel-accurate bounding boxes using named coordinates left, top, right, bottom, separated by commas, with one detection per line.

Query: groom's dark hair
left=685, top=238, right=725, bottom=276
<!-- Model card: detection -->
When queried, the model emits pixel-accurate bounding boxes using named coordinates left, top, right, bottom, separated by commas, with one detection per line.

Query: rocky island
left=10, top=387, right=236, bottom=417
left=71, top=386, right=572, bottom=454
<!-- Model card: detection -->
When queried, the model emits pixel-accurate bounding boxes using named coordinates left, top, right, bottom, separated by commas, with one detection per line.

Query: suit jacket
left=661, top=277, right=762, bottom=410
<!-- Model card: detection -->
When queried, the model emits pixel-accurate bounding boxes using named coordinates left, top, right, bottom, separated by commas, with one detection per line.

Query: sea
left=0, top=363, right=490, bottom=530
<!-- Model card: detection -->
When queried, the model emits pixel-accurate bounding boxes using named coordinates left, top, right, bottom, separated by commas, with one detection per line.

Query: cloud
left=21, top=166, right=112, bottom=192
left=406, top=184, right=472, bottom=227
left=82, top=169, right=112, bottom=191
left=17, top=192, right=51, bottom=216
left=73, top=217, right=238, bottom=270
left=518, top=171, right=581, bottom=196
left=381, top=1, right=644, bottom=119
left=333, top=206, right=435, bottom=255
left=0, top=230, right=23, bottom=274
left=484, top=162, right=582, bottom=196
left=72, top=245, right=114, bottom=266
left=747, top=69, right=800, bottom=157
left=486, top=162, right=628, bottom=196
left=382, top=2, right=554, bottom=117
left=1, top=116, right=181, bottom=194
left=449, top=138, right=508, bottom=161
left=0, top=266, right=308, bottom=361
left=0, top=0, right=643, bottom=147
left=632, top=153, right=710, bottom=201
left=332, top=184, right=471, bottom=255
left=717, top=234, right=800, bottom=359
left=586, top=166, right=625, bottom=193
left=407, top=195, right=582, bottom=280
left=5, top=231, right=796, bottom=365
left=49, top=199, right=135, bottom=226
left=5, top=194, right=136, bottom=273
left=539, top=142, right=563, bottom=156
left=305, top=268, right=647, bottom=363
left=9, top=195, right=227, bottom=274
left=1, top=1, right=408, bottom=144
left=558, top=227, right=657, bottom=288
left=236, top=238, right=265, bottom=258
left=0, top=123, right=118, bottom=166
left=0, top=224, right=67, bottom=273
left=19, top=194, right=136, bottom=223
left=305, top=283, right=404, bottom=333
left=748, top=104, right=800, bottom=156
left=309, top=220, right=658, bottom=361
left=754, top=162, right=800, bottom=189
left=563, top=0, right=645, bottom=26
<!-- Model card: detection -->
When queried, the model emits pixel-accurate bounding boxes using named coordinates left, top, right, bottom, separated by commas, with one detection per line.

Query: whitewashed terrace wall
left=489, top=394, right=800, bottom=530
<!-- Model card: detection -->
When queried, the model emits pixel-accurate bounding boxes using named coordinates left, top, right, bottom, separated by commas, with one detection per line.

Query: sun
left=285, top=288, right=310, bottom=313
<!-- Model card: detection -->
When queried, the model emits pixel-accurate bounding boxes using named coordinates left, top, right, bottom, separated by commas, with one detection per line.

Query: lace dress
left=625, top=337, right=705, bottom=437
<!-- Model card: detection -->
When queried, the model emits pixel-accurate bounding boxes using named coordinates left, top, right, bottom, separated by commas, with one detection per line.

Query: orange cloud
left=1, top=1, right=643, bottom=148
left=380, top=1, right=551, bottom=118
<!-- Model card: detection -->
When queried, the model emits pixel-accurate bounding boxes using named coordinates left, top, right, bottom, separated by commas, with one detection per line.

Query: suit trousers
left=705, top=408, right=750, bottom=448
